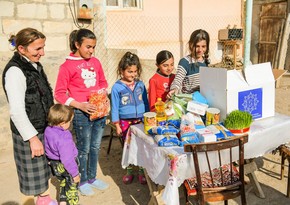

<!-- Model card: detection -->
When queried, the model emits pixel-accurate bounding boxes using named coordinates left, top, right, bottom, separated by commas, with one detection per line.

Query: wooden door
left=258, top=1, right=287, bottom=66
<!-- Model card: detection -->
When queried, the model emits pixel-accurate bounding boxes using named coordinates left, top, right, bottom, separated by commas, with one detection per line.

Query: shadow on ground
left=99, top=133, right=151, bottom=205
left=99, top=131, right=290, bottom=205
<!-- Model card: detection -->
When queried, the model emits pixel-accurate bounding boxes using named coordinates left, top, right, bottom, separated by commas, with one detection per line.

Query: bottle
left=155, top=98, right=167, bottom=126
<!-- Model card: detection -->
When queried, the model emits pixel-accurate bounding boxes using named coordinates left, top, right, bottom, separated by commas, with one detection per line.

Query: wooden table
left=122, top=113, right=290, bottom=205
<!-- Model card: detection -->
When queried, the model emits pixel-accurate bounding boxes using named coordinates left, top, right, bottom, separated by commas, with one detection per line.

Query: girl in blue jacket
left=111, top=51, right=149, bottom=185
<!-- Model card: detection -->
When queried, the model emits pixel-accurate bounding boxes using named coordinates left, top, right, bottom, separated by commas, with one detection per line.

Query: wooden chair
left=279, top=144, right=290, bottom=197
left=105, top=93, right=124, bottom=155
left=106, top=119, right=124, bottom=155
left=183, top=135, right=248, bottom=205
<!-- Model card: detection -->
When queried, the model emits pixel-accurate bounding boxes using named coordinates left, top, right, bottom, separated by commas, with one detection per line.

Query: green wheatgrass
left=224, top=110, right=253, bottom=130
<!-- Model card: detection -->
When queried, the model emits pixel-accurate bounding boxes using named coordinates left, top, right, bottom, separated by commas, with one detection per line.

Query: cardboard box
left=186, top=100, right=209, bottom=116
left=200, top=62, right=275, bottom=120
left=196, top=128, right=216, bottom=142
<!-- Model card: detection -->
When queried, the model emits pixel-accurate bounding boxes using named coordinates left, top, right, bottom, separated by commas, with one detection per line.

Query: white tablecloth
left=121, top=113, right=290, bottom=205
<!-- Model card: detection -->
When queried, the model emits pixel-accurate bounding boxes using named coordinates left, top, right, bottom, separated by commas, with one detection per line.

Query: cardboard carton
left=186, top=100, right=209, bottom=116
left=200, top=62, right=275, bottom=120
left=196, top=128, right=216, bottom=142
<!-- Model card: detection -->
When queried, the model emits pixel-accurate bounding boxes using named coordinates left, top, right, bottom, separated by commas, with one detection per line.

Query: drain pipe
left=243, top=0, right=253, bottom=68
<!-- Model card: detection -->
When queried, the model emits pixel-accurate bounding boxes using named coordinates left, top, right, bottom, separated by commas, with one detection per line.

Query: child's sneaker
left=88, top=179, right=109, bottom=190
left=123, top=165, right=134, bottom=184
left=79, top=183, right=95, bottom=196
left=36, top=195, right=57, bottom=205
left=122, top=174, right=134, bottom=184
left=138, top=168, right=147, bottom=185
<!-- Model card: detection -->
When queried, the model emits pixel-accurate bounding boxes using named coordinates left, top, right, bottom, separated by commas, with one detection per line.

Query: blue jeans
left=73, top=109, right=106, bottom=184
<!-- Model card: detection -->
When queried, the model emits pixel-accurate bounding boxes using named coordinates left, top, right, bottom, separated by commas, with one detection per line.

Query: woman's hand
left=29, top=135, right=44, bottom=158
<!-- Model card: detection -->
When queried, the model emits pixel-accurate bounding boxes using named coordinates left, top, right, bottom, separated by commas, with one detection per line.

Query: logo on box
left=238, top=88, right=263, bottom=119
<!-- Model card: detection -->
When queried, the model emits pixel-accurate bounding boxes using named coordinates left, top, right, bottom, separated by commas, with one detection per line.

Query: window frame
left=106, top=0, right=143, bottom=11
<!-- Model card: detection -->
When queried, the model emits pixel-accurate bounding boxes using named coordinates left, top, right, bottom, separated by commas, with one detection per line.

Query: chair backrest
left=184, top=135, right=248, bottom=202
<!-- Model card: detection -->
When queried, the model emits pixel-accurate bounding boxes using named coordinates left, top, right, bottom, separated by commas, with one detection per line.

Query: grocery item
left=206, top=123, right=235, bottom=140
left=155, top=98, right=167, bottom=126
left=206, top=108, right=220, bottom=126
left=143, top=112, right=157, bottom=134
left=154, top=135, right=180, bottom=147
left=179, top=114, right=199, bottom=145
left=89, top=89, right=110, bottom=120
left=148, top=125, right=179, bottom=135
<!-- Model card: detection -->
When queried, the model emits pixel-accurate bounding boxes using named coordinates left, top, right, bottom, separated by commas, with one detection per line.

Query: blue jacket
left=111, top=80, right=149, bottom=122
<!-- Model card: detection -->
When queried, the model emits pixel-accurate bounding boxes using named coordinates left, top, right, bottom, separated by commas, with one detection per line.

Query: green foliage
left=224, top=110, right=253, bottom=130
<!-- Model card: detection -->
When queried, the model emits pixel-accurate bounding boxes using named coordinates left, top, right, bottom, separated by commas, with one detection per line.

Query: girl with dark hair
left=111, top=51, right=149, bottom=185
left=148, top=50, right=175, bottom=111
left=168, top=29, right=210, bottom=97
left=54, top=28, right=109, bottom=196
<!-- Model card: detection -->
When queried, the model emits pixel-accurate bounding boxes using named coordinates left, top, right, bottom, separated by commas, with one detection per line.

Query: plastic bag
left=154, top=135, right=180, bottom=147
left=148, top=125, right=179, bottom=135
left=89, top=89, right=110, bottom=120
left=179, top=114, right=199, bottom=145
left=206, top=123, right=235, bottom=140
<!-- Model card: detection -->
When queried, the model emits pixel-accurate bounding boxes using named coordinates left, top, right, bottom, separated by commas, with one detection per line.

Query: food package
left=206, top=123, right=235, bottom=140
left=179, top=114, right=199, bottom=145
left=186, top=112, right=206, bottom=130
left=165, top=100, right=185, bottom=120
left=187, top=100, right=209, bottom=116
left=196, top=128, right=217, bottom=143
left=89, top=89, right=110, bottom=120
left=154, top=135, right=180, bottom=147
left=148, top=125, right=179, bottom=135
left=192, top=91, right=208, bottom=105
left=167, top=119, right=181, bottom=129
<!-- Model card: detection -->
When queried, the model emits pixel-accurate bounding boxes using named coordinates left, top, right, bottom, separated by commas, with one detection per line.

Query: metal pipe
left=179, top=0, right=184, bottom=58
left=243, top=0, right=253, bottom=68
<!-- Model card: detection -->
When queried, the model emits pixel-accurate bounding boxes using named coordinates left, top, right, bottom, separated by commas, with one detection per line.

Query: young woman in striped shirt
left=167, top=29, right=210, bottom=98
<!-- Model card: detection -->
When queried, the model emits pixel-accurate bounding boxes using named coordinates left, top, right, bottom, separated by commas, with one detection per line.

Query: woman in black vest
left=2, top=28, right=56, bottom=205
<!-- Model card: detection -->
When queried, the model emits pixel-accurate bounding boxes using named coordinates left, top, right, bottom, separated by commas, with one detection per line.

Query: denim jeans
left=73, top=109, right=106, bottom=184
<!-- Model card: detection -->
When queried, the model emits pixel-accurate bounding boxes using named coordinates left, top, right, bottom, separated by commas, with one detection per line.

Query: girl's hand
left=167, top=89, right=177, bottom=99
left=79, top=102, right=97, bottom=114
left=115, top=124, right=122, bottom=136
left=116, top=127, right=122, bottom=136
left=73, top=174, right=80, bottom=184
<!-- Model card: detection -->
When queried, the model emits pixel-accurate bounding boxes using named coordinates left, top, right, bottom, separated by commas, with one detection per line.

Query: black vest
left=2, top=52, right=54, bottom=135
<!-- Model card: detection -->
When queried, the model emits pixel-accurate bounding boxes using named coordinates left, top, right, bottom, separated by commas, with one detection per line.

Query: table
left=121, top=113, right=290, bottom=205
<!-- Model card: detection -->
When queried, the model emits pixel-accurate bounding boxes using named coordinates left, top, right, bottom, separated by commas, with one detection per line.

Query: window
left=106, top=0, right=143, bottom=10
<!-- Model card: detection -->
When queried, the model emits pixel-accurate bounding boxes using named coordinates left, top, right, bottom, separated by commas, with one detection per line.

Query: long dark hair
left=156, top=50, right=174, bottom=72
left=117, top=51, right=142, bottom=78
left=69, top=28, right=96, bottom=53
left=188, top=29, right=210, bottom=65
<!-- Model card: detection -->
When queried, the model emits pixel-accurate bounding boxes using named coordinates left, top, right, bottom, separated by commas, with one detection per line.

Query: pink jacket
left=55, top=53, right=108, bottom=104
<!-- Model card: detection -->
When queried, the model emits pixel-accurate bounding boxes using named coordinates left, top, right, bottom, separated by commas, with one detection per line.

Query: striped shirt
left=170, top=55, right=207, bottom=94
